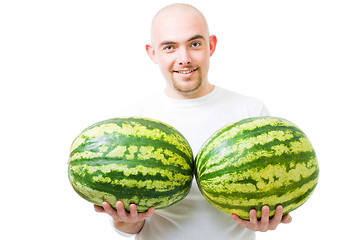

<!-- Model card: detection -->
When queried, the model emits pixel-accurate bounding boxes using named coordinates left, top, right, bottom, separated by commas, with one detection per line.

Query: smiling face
left=146, top=4, right=217, bottom=99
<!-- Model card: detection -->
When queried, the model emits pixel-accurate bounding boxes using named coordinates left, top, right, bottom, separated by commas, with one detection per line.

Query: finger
left=143, top=207, right=155, bottom=218
left=94, top=204, right=105, bottom=213
left=259, top=206, right=270, bottom=231
left=116, top=201, right=128, bottom=220
left=102, top=201, right=118, bottom=219
left=129, top=204, right=139, bottom=219
left=249, top=209, right=258, bottom=225
left=269, top=205, right=283, bottom=230
left=281, top=213, right=292, bottom=224
left=232, top=214, right=251, bottom=229
left=273, top=205, right=283, bottom=221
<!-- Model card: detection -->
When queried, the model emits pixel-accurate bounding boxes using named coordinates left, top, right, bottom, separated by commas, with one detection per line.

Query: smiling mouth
left=174, top=68, right=198, bottom=74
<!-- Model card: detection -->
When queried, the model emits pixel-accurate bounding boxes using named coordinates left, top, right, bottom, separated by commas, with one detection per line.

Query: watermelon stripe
left=197, top=130, right=307, bottom=166
left=198, top=163, right=318, bottom=199
left=71, top=172, right=191, bottom=198
left=202, top=182, right=317, bottom=214
left=201, top=168, right=319, bottom=200
left=199, top=151, right=316, bottom=180
left=71, top=129, right=192, bottom=168
left=70, top=158, right=192, bottom=175
left=197, top=117, right=300, bottom=160
left=70, top=144, right=192, bottom=172
left=69, top=172, right=191, bottom=211
left=205, top=183, right=317, bottom=219
left=197, top=134, right=313, bottom=176
left=71, top=132, right=192, bottom=159
left=72, top=133, right=192, bottom=161
left=70, top=163, right=192, bottom=190
left=71, top=120, right=192, bottom=158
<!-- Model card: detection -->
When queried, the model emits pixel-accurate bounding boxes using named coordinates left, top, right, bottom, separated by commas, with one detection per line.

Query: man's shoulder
left=116, top=93, right=161, bottom=117
left=214, top=86, right=270, bottom=117
left=216, top=87, right=265, bottom=105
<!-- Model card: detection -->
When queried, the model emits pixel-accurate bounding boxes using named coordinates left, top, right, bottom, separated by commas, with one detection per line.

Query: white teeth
left=177, top=69, right=196, bottom=74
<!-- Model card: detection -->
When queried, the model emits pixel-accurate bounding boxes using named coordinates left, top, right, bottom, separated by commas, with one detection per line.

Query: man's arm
left=94, top=201, right=155, bottom=234
left=232, top=205, right=292, bottom=232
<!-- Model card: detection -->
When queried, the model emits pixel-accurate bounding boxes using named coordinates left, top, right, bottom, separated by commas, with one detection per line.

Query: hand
left=232, top=205, right=292, bottom=232
left=94, top=201, right=155, bottom=224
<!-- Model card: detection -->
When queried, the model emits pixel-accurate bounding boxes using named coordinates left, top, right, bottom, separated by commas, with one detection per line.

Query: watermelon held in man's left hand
left=195, top=116, right=319, bottom=220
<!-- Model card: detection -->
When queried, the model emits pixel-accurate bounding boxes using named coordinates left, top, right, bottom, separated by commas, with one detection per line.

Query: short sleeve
left=108, top=216, right=136, bottom=238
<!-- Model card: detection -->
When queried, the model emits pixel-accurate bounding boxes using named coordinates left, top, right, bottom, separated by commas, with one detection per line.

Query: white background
left=1, top=0, right=359, bottom=239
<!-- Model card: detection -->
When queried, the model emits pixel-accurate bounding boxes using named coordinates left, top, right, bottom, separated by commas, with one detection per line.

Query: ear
left=146, top=44, right=158, bottom=64
left=209, top=35, right=217, bottom=57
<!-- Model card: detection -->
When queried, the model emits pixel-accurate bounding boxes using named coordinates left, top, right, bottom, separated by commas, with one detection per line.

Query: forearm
left=113, top=219, right=145, bottom=234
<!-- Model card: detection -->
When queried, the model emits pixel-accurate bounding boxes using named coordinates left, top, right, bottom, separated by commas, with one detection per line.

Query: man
left=95, top=3, right=292, bottom=239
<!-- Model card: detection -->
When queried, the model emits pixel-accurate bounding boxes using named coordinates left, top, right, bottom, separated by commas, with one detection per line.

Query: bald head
left=146, top=4, right=217, bottom=99
left=151, top=3, right=210, bottom=44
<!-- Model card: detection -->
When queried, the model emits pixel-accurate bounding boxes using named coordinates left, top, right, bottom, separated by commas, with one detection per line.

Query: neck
left=164, top=83, right=215, bottom=99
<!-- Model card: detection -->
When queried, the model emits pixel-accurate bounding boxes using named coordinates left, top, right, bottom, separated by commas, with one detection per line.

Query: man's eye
left=164, top=46, right=173, bottom=51
left=192, top=42, right=201, bottom=47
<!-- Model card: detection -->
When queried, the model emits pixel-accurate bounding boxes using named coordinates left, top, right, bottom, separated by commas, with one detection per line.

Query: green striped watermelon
left=195, top=116, right=319, bottom=220
left=68, top=117, right=194, bottom=212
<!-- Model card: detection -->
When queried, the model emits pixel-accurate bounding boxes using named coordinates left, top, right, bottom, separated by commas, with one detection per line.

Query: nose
left=177, top=47, right=191, bottom=66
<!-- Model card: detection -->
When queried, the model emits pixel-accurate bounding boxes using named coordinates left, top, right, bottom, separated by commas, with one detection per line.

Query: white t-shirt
left=112, top=86, right=270, bottom=240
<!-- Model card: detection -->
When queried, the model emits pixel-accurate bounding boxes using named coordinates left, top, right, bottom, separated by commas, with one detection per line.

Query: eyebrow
left=188, top=34, right=206, bottom=42
left=159, top=34, right=206, bottom=48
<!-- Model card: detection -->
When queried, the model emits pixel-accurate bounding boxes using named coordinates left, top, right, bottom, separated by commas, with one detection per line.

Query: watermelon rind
left=68, top=117, right=194, bottom=212
left=195, top=116, right=319, bottom=220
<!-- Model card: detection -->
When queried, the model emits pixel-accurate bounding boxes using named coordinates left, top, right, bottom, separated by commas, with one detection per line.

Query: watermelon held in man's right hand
left=68, top=117, right=194, bottom=212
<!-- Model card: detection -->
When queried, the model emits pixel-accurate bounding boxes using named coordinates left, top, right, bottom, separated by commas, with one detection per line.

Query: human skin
left=145, top=3, right=216, bottom=99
